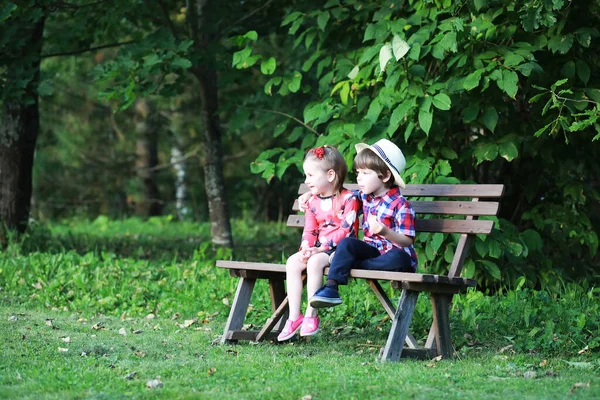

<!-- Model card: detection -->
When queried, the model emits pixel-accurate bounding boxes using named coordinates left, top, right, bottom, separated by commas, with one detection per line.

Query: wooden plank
left=367, top=279, right=418, bottom=349
left=220, top=277, right=256, bottom=344
left=269, top=279, right=289, bottom=332
left=226, top=330, right=278, bottom=341
left=299, top=183, right=504, bottom=198
left=396, top=348, right=439, bottom=360
left=380, top=290, right=419, bottom=362
left=294, top=200, right=499, bottom=216
left=430, top=294, right=453, bottom=359
left=256, top=296, right=289, bottom=341
left=220, top=261, right=476, bottom=287
left=398, top=281, right=473, bottom=294
left=286, top=214, right=494, bottom=234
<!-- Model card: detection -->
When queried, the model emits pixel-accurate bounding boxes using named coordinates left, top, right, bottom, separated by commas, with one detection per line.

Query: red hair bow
left=313, top=147, right=325, bottom=159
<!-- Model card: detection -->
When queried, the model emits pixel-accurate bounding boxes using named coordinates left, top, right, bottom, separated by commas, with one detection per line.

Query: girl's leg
left=286, top=252, right=306, bottom=320
left=304, top=253, right=329, bottom=318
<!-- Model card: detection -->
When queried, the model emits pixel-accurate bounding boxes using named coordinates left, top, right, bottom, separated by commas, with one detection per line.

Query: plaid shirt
left=359, top=187, right=418, bottom=270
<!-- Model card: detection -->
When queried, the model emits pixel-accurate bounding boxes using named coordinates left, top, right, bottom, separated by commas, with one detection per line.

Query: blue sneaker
left=310, top=284, right=342, bottom=308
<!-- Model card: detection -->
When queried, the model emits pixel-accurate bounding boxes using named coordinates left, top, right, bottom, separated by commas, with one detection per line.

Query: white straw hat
left=355, top=139, right=406, bottom=188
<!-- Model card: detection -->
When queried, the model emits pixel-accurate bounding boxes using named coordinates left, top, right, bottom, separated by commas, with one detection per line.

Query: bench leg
left=269, top=279, right=289, bottom=332
left=380, top=290, right=419, bottom=362
left=430, top=293, right=453, bottom=358
left=367, top=279, right=418, bottom=349
left=221, top=277, right=256, bottom=344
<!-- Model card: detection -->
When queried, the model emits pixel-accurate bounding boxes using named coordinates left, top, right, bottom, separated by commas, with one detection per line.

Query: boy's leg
left=326, top=237, right=380, bottom=284
left=359, top=248, right=413, bottom=272
left=310, top=238, right=379, bottom=309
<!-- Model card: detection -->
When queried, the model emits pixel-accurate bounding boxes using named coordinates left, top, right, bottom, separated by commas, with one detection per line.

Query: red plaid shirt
left=360, top=187, right=418, bottom=270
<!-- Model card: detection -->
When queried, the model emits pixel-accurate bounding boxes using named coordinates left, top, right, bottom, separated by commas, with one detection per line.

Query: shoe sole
left=277, top=325, right=301, bottom=342
left=310, top=296, right=342, bottom=309
left=300, top=328, right=319, bottom=337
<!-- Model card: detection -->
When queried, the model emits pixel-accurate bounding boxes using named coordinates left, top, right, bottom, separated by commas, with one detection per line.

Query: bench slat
left=293, top=200, right=499, bottom=216
left=286, top=215, right=494, bottom=234
left=299, top=183, right=504, bottom=198
left=216, top=260, right=476, bottom=287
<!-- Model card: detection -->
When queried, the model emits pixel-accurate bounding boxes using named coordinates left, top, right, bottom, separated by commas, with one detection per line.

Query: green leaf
left=232, top=47, right=252, bottom=67
left=462, top=103, right=480, bottom=123
left=498, top=141, right=518, bottom=162
left=503, top=52, right=524, bottom=67
left=379, top=43, right=393, bottom=72
left=576, top=60, right=590, bottom=86
left=548, top=34, right=574, bottom=54
left=418, top=109, right=433, bottom=135
left=287, top=71, right=302, bottom=93
left=264, top=77, right=282, bottom=96
left=348, top=66, right=359, bottom=80
left=243, top=31, right=258, bottom=41
left=366, top=98, right=383, bottom=123
left=430, top=232, right=444, bottom=253
left=502, top=70, right=519, bottom=98
left=473, top=142, right=498, bottom=164
left=463, top=70, right=484, bottom=91
left=260, top=57, right=277, bottom=75
left=388, top=102, right=412, bottom=134
left=172, top=58, right=192, bottom=69
left=474, top=0, right=487, bottom=11
left=317, top=11, right=330, bottom=31
left=533, top=121, right=553, bottom=137
left=281, top=11, right=303, bottom=27
left=432, top=93, right=451, bottom=110
left=340, top=82, right=350, bottom=105
left=561, top=60, right=576, bottom=78
left=480, top=260, right=501, bottom=280
left=392, top=36, right=410, bottom=61
left=481, top=106, right=498, bottom=132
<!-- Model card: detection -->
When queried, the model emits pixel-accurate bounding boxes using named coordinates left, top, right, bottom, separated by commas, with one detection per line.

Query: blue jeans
left=328, top=237, right=414, bottom=285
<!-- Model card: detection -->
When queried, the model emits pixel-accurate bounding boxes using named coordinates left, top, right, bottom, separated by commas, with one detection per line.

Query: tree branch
left=41, top=40, right=135, bottom=58
left=237, top=105, right=321, bottom=135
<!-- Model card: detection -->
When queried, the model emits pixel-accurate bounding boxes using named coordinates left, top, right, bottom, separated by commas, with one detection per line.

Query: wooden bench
left=217, top=183, right=504, bottom=361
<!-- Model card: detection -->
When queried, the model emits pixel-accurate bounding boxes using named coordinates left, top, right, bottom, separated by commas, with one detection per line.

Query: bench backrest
left=288, top=183, right=504, bottom=278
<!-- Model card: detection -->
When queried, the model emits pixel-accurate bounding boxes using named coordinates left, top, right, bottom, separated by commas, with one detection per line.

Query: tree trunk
left=0, top=15, right=45, bottom=244
left=187, top=0, right=233, bottom=247
left=134, top=99, right=162, bottom=217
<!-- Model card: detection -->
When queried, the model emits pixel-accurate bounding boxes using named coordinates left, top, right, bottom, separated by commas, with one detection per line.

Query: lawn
left=1, top=218, right=599, bottom=399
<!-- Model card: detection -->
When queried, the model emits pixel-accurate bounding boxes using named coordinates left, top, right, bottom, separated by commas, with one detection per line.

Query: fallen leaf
left=499, top=345, right=514, bottom=354
left=32, top=282, right=42, bottom=290
left=91, top=322, right=104, bottom=330
left=58, top=347, right=69, bottom=352
left=124, top=371, right=137, bottom=380
left=45, top=319, right=53, bottom=327
left=118, top=328, right=127, bottom=336
left=135, top=350, right=147, bottom=358
left=222, top=298, right=230, bottom=306
left=132, top=329, right=143, bottom=334
left=578, top=345, right=589, bottom=355
left=226, top=350, right=238, bottom=356
left=81, top=352, right=87, bottom=357
left=146, top=313, right=155, bottom=320
left=172, top=313, right=181, bottom=320
left=77, top=318, right=88, bottom=323
left=523, top=371, right=536, bottom=380
left=9, top=315, right=18, bottom=322
left=208, top=367, right=216, bottom=376
left=153, top=324, right=160, bottom=331
left=301, top=395, right=313, bottom=400
left=183, top=318, right=197, bottom=328
left=16, top=372, right=22, bottom=380
left=61, top=337, right=71, bottom=343
left=539, top=359, right=547, bottom=367
left=146, top=377, right=163, bottom=389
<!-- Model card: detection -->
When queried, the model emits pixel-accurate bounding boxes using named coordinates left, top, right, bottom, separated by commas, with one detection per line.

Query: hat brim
left=355, top=143, right=406, bottom=188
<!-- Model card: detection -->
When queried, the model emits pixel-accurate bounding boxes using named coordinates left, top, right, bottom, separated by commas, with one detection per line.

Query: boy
left=309, top=139, right=418, bottom=308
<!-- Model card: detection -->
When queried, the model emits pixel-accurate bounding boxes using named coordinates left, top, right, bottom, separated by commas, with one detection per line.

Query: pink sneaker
left=300, top=316, right=320, bottom=337
left=277, top=315, right=303, bottom=342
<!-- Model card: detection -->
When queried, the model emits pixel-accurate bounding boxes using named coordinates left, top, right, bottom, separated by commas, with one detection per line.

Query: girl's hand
left=300, top=246, right=320, bottom=262
left=367, top=215, right=386, bottom=235
left=298, top=192, right=311, bottom=212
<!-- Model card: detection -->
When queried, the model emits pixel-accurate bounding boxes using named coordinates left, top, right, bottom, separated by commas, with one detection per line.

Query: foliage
left=234, top=0, right=600, bottom=288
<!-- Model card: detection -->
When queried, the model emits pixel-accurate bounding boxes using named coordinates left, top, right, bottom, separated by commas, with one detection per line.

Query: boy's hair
left=354, top=149, right=395, bottom=188
left=304, top=145, right=347, bottom=192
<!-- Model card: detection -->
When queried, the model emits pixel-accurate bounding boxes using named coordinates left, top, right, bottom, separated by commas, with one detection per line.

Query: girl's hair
left=304, top=145, right=347, bottom=192
left=354, top=148, right=395, bottom=188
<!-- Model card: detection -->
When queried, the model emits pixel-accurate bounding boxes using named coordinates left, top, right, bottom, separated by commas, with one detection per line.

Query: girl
left=278, top=145, right=360, bottom=341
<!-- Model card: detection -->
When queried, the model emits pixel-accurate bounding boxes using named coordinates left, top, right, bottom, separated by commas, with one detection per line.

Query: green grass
left=1, top=218, right=600, bottom=398
left=2, top=307, right=599, bottom=400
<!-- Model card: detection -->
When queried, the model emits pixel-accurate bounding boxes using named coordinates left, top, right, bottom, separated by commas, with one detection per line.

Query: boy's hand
left=367, top=215, right=386, bottom=235
left=298, top=192, right=311, bottom=212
